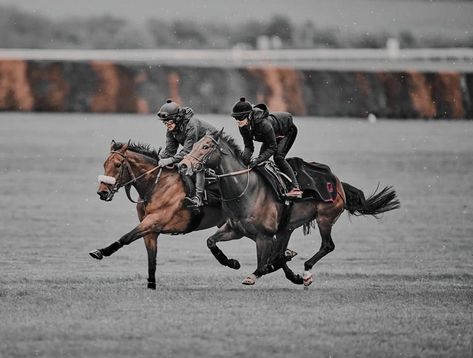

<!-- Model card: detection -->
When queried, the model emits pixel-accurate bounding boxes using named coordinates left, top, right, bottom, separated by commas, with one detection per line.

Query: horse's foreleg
left=136, top=203, right=159, bottom=290
left=282, top=263, right=304, bottom=285
left=144, top=233, right=158, bottom=289
left=267, top=229, right=294, bottom=270
left=207, top=222, right=243, bottom=270
left=89, top=215, right=159, bottom=259
left=243, top=235, right=274, bottom=285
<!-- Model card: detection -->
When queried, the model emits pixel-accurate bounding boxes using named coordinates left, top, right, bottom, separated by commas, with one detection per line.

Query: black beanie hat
left=231, top=97, right=253, bottom=119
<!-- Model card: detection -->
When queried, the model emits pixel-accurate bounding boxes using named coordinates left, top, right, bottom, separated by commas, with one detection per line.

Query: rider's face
left=236, top=118, right=248, bottom=128
left=164, top=120, right=176, bottom=131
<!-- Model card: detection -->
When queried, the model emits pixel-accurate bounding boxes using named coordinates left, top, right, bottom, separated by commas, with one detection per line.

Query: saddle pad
left=287, top=157, right=337, bottom=202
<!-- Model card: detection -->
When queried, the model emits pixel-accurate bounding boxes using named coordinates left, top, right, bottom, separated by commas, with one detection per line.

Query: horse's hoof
left=303, top=271, right=313, bottom=287
left=227, top=259, right=241, bottom=270
left=89, top=249, right=103, bottom=260
left=147, top=282, right=156, bottom=290
left=284, top=249, right=298, bottom=260
left=242, top=274, right=257, bottom=285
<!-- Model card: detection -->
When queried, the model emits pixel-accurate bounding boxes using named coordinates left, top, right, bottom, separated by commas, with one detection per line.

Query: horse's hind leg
left=207, top=222, right=243, bottom=270
left=303, top=222, right=335, bottom=287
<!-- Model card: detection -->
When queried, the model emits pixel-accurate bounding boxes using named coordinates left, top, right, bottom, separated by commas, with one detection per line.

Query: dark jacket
left=161, top=107, right=217, bottom=163
left=239, top=103, right=294, bottom=164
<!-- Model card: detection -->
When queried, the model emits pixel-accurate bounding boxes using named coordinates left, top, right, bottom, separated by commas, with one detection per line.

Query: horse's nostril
left=97, top=191, right=107, bottom=199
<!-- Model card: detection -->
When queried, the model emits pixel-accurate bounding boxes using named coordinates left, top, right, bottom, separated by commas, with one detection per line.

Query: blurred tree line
left=0, top=5, right=471, bottom=49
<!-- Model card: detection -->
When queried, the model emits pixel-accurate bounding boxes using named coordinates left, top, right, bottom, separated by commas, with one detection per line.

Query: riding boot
left=185, top=171, right=204, bottom=207
left=276, top=158, right=303, bottom=198
left=286, top=176, right=303, bottom=198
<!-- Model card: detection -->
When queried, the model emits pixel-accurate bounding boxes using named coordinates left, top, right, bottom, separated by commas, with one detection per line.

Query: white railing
left=0, top=48, right=472, bottom=71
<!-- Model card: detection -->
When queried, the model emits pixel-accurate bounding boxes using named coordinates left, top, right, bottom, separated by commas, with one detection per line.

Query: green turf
left=0, top=113, right=472, bottom=357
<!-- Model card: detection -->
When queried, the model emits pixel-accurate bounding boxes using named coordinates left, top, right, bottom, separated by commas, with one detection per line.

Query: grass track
left=0, top=113, right=472, bottom=357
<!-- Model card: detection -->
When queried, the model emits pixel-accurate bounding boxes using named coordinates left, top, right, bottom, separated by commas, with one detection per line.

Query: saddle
left=255, top=157, right=338, bottom=203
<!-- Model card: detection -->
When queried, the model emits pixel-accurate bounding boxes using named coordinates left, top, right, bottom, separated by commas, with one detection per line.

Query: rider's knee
left=273, top=154, right=285, bottom=165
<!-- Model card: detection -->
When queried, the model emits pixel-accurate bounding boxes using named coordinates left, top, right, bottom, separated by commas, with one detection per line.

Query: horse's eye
left=115, top=163, right=121, bottom=168
left=203, top=145, right=209, bottom=150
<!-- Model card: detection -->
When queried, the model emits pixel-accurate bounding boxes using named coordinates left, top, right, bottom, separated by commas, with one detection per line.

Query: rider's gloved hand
left=158, top=157, right=174, bottom=167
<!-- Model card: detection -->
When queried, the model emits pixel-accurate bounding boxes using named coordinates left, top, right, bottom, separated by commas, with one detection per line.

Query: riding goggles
left=231, top=110, right=252, bottom=121
left=157, top=112, right=179, bottom=121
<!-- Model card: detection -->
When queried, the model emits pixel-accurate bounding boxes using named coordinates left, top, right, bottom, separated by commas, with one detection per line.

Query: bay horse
left=92, top=140, right=225, bottom=289
left=179, top=130, right=400, bottom=286
left=91, top=140, right=302, bottom=289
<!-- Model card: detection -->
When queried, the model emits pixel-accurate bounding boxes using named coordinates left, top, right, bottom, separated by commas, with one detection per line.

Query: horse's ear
left=110, top=140, right=116, bottom=150
left=121, top=139, right=130, bottom=152
left=215, top=127, right=224, bottom=140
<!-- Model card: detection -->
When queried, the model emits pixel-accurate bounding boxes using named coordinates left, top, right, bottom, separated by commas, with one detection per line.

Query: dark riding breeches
left=261, top=125, right=299, bottom=188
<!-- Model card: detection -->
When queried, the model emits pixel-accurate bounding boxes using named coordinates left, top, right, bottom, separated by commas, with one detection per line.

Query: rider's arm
left=239, top=126, right=254, bottom=162
left=255, top=121, right=277, bottom=163
left=161, top=131, right=179, bottom=160
left=174, top=122, right=199, bottom=162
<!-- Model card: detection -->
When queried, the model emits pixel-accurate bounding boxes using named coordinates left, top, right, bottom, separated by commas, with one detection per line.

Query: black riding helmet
left=231, top=97, right=253, bottom=120
left=157, top=99, right=181, bottom=122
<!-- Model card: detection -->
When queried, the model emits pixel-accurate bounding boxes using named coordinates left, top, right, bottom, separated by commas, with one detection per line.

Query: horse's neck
left=126, top=152, right=158, bottom=194
left=217, top=146, right=262, bottom=205
left=218, top=149, right=246, bottom=175
left=127, top=151, right=181, bottom=198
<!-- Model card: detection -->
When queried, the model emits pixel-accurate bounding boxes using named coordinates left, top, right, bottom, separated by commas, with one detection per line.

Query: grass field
left=0, top=113, right=472, bottom=357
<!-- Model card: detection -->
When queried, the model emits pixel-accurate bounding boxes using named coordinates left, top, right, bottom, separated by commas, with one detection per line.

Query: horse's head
left=179, top=129, right=224, bottom=176
left=97, top=140, right=132, bottom=201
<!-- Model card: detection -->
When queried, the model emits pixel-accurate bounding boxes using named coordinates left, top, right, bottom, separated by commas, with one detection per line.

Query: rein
left=218, top=169, right=251, bottom=202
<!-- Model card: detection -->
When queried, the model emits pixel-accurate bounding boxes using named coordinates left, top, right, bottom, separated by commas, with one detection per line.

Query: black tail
left=342, top=182, right=400, bottom=218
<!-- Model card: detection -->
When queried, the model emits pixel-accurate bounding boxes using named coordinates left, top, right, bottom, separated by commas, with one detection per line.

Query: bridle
left=99, top=150, right=162, bottom=203
left=185, top=134, right=253, bottom=202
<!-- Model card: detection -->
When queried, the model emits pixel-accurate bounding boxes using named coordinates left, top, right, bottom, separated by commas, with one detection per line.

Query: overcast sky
left=0, top=0, right=472, bottom=37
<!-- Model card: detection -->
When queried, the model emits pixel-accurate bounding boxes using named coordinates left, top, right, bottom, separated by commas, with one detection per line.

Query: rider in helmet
left=231, top=97, right=303, bottom=198
left=157, top=99, right=217, bottom=207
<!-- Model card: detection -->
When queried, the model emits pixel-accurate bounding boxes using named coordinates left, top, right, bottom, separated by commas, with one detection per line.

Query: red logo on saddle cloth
left=326, top=182, right=334, bottom=193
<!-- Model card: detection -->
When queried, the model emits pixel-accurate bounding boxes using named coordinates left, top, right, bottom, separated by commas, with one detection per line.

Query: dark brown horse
left=179, top=130, right=400, bottom=286
left=92, top=140, right=302, bottom=289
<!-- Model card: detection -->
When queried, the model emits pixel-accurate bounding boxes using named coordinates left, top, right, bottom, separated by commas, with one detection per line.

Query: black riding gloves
left=249, top=158, right=259, bottom=169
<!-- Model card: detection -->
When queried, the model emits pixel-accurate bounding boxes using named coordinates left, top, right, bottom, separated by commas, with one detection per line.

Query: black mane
left=112, top=141, right=160, bottom=162
left=217, top=133, right=246, bottom=163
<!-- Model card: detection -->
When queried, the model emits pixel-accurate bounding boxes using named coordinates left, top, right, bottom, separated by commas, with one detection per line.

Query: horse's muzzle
left=97, top=189, right=114, bottom=201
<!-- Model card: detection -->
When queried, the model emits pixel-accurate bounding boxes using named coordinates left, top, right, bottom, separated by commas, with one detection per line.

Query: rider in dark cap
left=231, top=97, right=303, bottom=198
left=157, top=99, right=217, bottom=207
